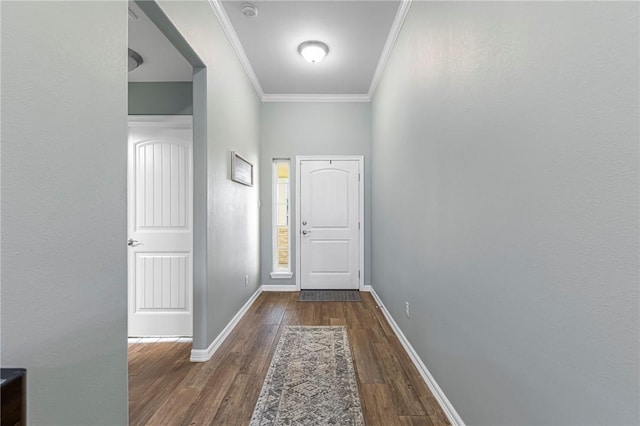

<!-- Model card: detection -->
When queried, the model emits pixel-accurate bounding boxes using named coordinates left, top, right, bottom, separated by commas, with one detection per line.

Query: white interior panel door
left=300, top=160, right=360, bottom=290
left=128, top=117, right=193, bottom=336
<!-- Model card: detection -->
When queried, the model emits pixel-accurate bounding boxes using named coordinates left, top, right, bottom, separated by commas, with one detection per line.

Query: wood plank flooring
left=129, top=291, right=450, bottom=426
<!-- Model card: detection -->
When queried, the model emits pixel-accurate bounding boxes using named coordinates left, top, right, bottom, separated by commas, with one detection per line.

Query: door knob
left=302, top=230, right=311, bottom=235
left=127, top=238, right=139, bottom=247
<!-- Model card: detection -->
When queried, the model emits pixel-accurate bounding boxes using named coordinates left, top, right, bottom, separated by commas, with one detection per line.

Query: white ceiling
left=127, top=0, right=404, bottom=99
left=220, top=1, right=400, bottom=96
left=128, top=2, right=192, bottom=82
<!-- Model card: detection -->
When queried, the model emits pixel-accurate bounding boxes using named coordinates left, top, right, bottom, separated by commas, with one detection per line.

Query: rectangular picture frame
left=231, top=151, right=253, bottom=187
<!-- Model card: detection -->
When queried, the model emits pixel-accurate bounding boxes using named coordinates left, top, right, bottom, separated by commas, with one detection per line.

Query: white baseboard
left=190, top=287, right=263, bottom=362
left=261, top=284, right=298, bottom=292
left=369, top=287, right=465, bottom=426
left=261, top=284, right=371, bottom=292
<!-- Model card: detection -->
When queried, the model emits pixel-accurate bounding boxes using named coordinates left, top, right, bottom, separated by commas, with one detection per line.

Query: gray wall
left=371, top=2, right=639, bottom=425
left=1, top=1, right=128, bottom=424
left=148, top=0, right=261, bottom=349
left=260, top=103, right=371, bottom=288
left=128, top=82, right=193, bottom=115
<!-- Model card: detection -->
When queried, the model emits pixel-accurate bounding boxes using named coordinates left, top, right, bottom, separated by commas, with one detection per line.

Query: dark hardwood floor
left=129, top=291, right=450, bottom=426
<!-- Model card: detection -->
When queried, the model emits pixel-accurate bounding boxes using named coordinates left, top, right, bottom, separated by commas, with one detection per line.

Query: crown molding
left=207, top=0, right=264, bottom=99
left=262, top=94, right=370, bottom=103
left=208, top=0, right=412, bottom=103
left=368, top=0, right=413, bottom=100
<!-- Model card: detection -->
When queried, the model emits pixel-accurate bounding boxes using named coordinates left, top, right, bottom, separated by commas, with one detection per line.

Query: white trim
left=294, top=156, right=301, bottom=290
left=368, top=0, right=413, bottom=100
left=127, top=115, right=192, bottom=128
left=361, top=285, right=372, bottom=292
left=261, top=285, right=298, bottom=292
left=296, top=155, right=365, bottom=161
left=128, top=336, right=193, bottom=344
left=262, top=94, right=370, bottom=103
left=190, top=287, right=262, bottom=362
left=369, top=287, right=465, bottom=426
left=295, top=156, right=365, bottom=292
left=270, top=271, right=293, bottom=279
left=206, top=0, right=264, bottom=99
left=206, top=0, right=415, bottom=103
left=359, top=161, right=365, bottom=293
left=272, top=159, right=292, bottom=275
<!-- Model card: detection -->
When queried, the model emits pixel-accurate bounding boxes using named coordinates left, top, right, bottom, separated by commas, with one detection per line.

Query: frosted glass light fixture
left=128, top=48, right=143, bottom=72
left=298, top=41, right=329, bottom=64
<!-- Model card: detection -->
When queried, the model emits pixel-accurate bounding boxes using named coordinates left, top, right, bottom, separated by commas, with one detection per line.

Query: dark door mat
left=298, top=290, right=361, bottom=302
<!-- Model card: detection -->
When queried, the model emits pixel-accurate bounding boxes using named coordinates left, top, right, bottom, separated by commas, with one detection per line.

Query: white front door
left=128, top=116, right=193, bottom=336
left=299, top=159, right=361, bottom=290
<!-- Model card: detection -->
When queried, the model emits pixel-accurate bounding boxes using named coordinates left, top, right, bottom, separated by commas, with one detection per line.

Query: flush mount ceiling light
left=128, top=48, right=143, bottom=72
left=298, top=41, right=329, bottom=64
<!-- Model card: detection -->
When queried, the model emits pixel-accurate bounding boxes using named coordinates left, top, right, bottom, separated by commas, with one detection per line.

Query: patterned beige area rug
left=250, top=326, right=364, bottom=426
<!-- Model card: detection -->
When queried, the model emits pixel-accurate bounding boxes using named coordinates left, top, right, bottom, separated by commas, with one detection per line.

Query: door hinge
left=358, top=222, right=361, bottom=230
left=358, top=270, right=361, bottom=278
left=358, top=173, right=361, bottom=182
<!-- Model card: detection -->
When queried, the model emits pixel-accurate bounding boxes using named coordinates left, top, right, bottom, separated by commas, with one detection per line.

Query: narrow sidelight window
left=271, top=159, right=291, bottom=277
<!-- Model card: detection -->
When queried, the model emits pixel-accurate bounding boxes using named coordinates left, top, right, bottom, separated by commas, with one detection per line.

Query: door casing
left=295, top=155, right=365, bottom=291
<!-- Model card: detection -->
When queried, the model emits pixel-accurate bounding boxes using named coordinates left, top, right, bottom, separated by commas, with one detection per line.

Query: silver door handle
left=302, top=230, right=311, bottom=235
left=127, top=238, right=139, bottom=247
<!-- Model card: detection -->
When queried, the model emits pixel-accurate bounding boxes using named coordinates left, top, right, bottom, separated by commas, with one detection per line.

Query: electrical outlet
left=244, top=275, right=249, bottom=287
left=405, top=301, right=410, bottom=318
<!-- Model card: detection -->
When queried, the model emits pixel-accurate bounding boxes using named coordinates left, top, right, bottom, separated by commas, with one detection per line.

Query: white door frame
left=295, top=155, right=364, bottom=291
left=127, top=114, right=194, bottom=336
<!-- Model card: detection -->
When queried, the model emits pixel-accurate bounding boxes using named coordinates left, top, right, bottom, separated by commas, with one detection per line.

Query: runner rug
left=250, top=326, right=364, bottom=426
